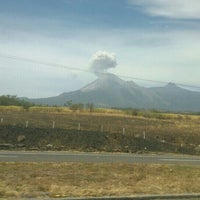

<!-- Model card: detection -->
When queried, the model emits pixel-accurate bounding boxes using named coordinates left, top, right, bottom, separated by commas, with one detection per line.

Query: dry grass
left=0, top=106, right=125, bottom=116
left=1, top=106, right=200, bottom=154
left=1, top=108, right=200, bottom=146
left=0, top=162, right=200, bottom=198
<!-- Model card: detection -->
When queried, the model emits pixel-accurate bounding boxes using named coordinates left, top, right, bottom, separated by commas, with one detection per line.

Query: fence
left=0, top=111, right=195, bottom=144
left=0, top=114, right=150, bottom=140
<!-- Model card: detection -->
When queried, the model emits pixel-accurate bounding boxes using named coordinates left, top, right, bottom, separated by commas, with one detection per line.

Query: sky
left=0, top=0, right=200, bottom=98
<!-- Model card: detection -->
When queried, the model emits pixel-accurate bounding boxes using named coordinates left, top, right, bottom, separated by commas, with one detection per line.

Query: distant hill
left=26, top=73, right=200, bottom=112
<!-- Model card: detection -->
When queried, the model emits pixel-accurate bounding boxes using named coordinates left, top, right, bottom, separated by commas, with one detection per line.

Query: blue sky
left=0, top=0, right=200, bottom=97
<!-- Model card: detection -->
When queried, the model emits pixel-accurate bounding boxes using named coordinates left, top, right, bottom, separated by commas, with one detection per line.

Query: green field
left=0, top=106, right=200, bottom=154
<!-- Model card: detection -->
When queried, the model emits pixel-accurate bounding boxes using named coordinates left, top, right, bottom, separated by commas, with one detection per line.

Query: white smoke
left=90, top=51, right=117, bottom=76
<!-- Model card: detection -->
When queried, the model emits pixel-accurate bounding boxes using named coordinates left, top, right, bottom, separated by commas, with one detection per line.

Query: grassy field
left=0, top=107, right=200, bottom=198
left=0, top=162, right=200, bottom=198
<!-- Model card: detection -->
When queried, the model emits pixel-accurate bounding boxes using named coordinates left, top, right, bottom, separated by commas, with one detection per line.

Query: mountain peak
left=165, top=82, right=179, bottom=88
left=98, top=73, right=123, bottom=82
left=81, top=73, right=125, bottom=92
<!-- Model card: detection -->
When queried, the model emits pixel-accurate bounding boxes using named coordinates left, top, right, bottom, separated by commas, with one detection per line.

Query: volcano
left=27, top=73, right=200, bottom=112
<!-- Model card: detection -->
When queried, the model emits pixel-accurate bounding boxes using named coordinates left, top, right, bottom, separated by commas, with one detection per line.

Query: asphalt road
left=0, top=151, right=200, bottom=164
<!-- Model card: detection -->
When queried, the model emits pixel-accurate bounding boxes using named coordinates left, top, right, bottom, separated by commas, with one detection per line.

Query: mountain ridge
left=26, top=73, right=200, bottom=112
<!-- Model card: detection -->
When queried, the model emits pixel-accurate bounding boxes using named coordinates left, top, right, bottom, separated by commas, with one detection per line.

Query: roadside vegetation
left=0, top=162, right=200, bottom=198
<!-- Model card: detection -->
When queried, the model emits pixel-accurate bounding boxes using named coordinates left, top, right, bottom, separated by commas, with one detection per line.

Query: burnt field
left=0, top=125, right=192, bottom=154
left=0, top=107, right=200, bottom=154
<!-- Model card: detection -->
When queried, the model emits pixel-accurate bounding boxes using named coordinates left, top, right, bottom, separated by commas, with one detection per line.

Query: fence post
left=52, top=121, right=55, bottom=129
left=101, top=125, right=104, bottom=132
left=122, top=128, right=125, bottom=135
left=143, top=131, right=146, bottom=139
left=0, top=118, right=3, bottom=123
left=25, top=120, right=29, bottom=128
left=78, top=123, right=81, bottom=131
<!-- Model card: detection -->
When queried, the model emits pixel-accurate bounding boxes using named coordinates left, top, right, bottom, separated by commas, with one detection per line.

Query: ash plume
left=90, top=51, right=117, bottom=76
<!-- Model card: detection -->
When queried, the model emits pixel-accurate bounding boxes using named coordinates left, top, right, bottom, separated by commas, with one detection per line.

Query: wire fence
left=0, top=115, right=152, bottom=140
left=1, top=111, right=200, bottom=145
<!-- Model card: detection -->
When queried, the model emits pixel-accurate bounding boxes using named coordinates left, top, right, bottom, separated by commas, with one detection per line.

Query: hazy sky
left=0, top=0, right=200, bottom=98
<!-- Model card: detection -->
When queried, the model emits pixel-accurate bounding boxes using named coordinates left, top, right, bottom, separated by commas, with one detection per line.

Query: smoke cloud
left=90, top=51, right=117, bottom=76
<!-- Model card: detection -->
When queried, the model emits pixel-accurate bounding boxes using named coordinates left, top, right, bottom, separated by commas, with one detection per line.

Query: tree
left=65, top=100, right=84, bottom=112
left=0, top=95, right=34, bottom=110
left=64, top=100, right=73, bottom=107
left=86, top=103, right=94, bottom=112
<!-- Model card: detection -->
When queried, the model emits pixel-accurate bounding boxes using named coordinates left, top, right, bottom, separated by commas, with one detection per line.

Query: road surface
left=0, top=151, right=199, bottom=164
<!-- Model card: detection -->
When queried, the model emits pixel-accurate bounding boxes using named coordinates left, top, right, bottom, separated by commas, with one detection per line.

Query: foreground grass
left=0, top=162, right=200, bottom=198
